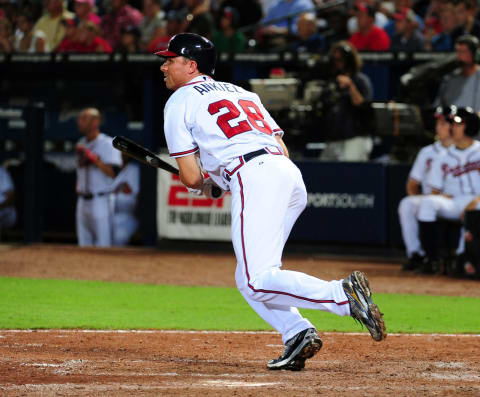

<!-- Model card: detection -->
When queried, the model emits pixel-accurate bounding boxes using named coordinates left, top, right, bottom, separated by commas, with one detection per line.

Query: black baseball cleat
left=402, top=252, right=424, bottom=271
left=343, top=271, right=387, bottom=342
left=267, top=328, right=322, bottom=371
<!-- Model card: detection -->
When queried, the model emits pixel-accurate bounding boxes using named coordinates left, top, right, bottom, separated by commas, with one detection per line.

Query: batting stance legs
left=230, top=155, right=351, bottom=345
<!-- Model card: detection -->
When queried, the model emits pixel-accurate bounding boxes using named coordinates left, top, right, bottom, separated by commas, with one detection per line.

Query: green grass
left=1, top=277, right=479, bottom=333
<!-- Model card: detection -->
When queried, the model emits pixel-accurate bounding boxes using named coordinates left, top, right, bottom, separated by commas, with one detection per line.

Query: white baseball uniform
left=111, top=161, right=140, bottom=246
left=75, top=133, right=122, bottom=247
left=418, top=140, right=480, bottom=253
left=164, top=75, right=350, bottom=343
left=398, top=141, right=448, bottom=257
left=0, top=166, right=17, bottom=229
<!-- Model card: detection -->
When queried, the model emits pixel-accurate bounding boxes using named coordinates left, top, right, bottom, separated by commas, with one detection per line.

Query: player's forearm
left=349, top=83, right=364, bottom=106
left=275, top=135, right=289, bottom=158
left=176, top=155, right=204, bottom=189
left=406, top=179, right=421, bottom=195
left=94, top=160, right=116, bottom=178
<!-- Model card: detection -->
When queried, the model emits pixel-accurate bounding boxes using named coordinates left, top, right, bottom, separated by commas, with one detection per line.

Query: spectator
left=75, top=107, right=122, bottom=247
left=116, top=24, right=141, bottom=52
left=101, top=0, right=143, bottom=49
left=147, top=9, right=186, bottom=53
left=382, top=0, right=424, bottom=39
left=349, top=2, right=390, bottom=51
left=76, top=20, right=112, bottom=52
left=212, top=6, right=245, bottom=55
left=139, top=0, right=166, bottom=51
left=398, top=106, right=453, bottom=271
left=261, top=0, right=315, bottom=35
left=417, top=106, right=480, bottom=273
left=0, top=17, right=13, bottom=53
left=323, top=8, right=350, bottom=50
left=34, top=0, right=74, bottom=51
left=0, top=165, right=16, bottom=231
left=390, top=7, right=424, bottom=51
left=258, top=0, right=314, bottom=48
left=112, top=154, right=140, bottom=246
left=184, top=0, right=215, bottom=39
left=319, top=41, right=375, bottom=161
left=220, top=0, right=262, bottom=29
left=434, top=35, right=480, bottom=113
left=425, top=0, right=456, bottom=51
left=74, top=0, right=101, bottom=26
left=56, top=18, right=79, bottom=52
left=451, top=0, right=480, bottom=44
left=289, top=12, right=325, bottom=53
left=348, top=0, right=389, bottom=35
left=14, top=8, right=49, bottom=53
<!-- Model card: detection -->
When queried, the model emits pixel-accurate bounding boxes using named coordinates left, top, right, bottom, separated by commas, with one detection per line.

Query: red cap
left=393, top=7, right=415, bottom=22
left=354, top=2, right=375, bottom=17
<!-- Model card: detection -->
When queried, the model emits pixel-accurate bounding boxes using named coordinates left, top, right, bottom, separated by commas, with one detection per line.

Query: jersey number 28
left=208, top=99, right=272, bottom=139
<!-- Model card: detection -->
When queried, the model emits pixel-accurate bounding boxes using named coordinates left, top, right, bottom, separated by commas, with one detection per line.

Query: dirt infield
left=1, top=244, right=480, bottom=396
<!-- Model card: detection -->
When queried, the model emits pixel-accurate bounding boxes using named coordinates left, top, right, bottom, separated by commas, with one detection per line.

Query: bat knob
left=211, top=186, right=223, bottom=199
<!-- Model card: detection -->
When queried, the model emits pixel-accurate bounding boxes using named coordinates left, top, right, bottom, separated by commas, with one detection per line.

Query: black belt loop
left=242, top=148, right=268, bottom=163
left=78, top=192, right=108, bottom=200
left=223, top=148, right=269, bottom=183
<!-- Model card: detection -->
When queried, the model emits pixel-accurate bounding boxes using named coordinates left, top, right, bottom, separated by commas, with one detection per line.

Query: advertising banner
left=156, top=156, right=232, bottom=240
left=291, top=161, right=387, bottom=244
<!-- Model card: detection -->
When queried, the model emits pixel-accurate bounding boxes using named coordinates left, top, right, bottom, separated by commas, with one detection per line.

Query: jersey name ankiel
left=193, top=82, right=241, bottom=95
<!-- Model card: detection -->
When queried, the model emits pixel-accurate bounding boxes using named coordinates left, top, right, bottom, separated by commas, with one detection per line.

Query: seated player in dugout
left=398, top=105, right=453, bottom=272
left=154, top=32, right=386, bottom=371
left=417, top=106, right=480, bottom=274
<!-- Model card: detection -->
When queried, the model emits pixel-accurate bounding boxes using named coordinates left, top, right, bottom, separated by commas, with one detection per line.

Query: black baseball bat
left=113, top=135, right=180, bottom=174
left=112, top=135, right=223, bottom=198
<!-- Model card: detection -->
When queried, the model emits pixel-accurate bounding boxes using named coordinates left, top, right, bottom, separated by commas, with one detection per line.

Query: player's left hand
left=187, top=187, right=203, bottom=196
left=83, top=148, right=99, bottom=164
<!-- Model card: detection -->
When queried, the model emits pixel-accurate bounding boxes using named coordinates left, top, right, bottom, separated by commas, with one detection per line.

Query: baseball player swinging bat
left=112, top=135, right=223, bottom=198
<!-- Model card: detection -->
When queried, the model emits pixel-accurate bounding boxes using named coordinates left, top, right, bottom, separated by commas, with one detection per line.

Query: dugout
left=0, top=51, right=449, bottom=250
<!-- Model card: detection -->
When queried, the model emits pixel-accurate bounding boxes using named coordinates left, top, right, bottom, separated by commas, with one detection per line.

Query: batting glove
left=187, top=187, right=203, bottom=196
left=83, top=148, right=99, bottom=164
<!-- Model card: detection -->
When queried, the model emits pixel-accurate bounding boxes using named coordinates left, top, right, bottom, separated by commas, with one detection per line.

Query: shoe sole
left=346, top=271, right=387, bottom=342
left=267, top=337, right=322, bottom=371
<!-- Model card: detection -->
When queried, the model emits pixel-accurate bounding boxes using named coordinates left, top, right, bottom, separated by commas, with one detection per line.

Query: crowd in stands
left=1, top=0, right=480, bottom=54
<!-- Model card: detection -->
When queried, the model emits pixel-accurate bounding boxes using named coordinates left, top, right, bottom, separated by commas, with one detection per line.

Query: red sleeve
left=374, top=29, right=390, bottom=51
left=349, top=34, right=361, bottom=50
left=93, top=37, right=113, bottom=53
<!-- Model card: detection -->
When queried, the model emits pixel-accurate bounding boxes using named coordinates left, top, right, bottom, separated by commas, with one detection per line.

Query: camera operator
left=319, top=40, right=374, bottom=161
left=434, top=35, right=480, bottom=114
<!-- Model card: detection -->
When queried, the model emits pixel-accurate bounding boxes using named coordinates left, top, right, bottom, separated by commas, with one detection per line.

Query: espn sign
left=157, top=158, right=232, bottom=241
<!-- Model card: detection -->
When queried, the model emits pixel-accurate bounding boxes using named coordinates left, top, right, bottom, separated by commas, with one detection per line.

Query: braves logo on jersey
left=429, top=141, right=480, bottom=196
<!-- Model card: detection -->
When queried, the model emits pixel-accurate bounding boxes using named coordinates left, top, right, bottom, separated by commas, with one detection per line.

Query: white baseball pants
left=228, top=154, right=350, bottom=343
left=76, top=195, right=114, bottom=247
left=398, top=195, right=424, bottom=257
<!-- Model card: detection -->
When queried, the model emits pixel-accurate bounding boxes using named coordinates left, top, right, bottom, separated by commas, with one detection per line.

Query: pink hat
left=75, top=0, right=95, bottom=6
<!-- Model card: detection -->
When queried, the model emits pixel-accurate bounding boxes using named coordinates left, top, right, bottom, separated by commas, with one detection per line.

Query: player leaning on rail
left=155, top=33, right=386, bottom=371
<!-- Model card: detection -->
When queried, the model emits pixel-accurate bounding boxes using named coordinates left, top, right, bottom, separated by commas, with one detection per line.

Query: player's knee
left=418, top=196, right=437, bottom=221
left=398, top=197, right=410, bottom=216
